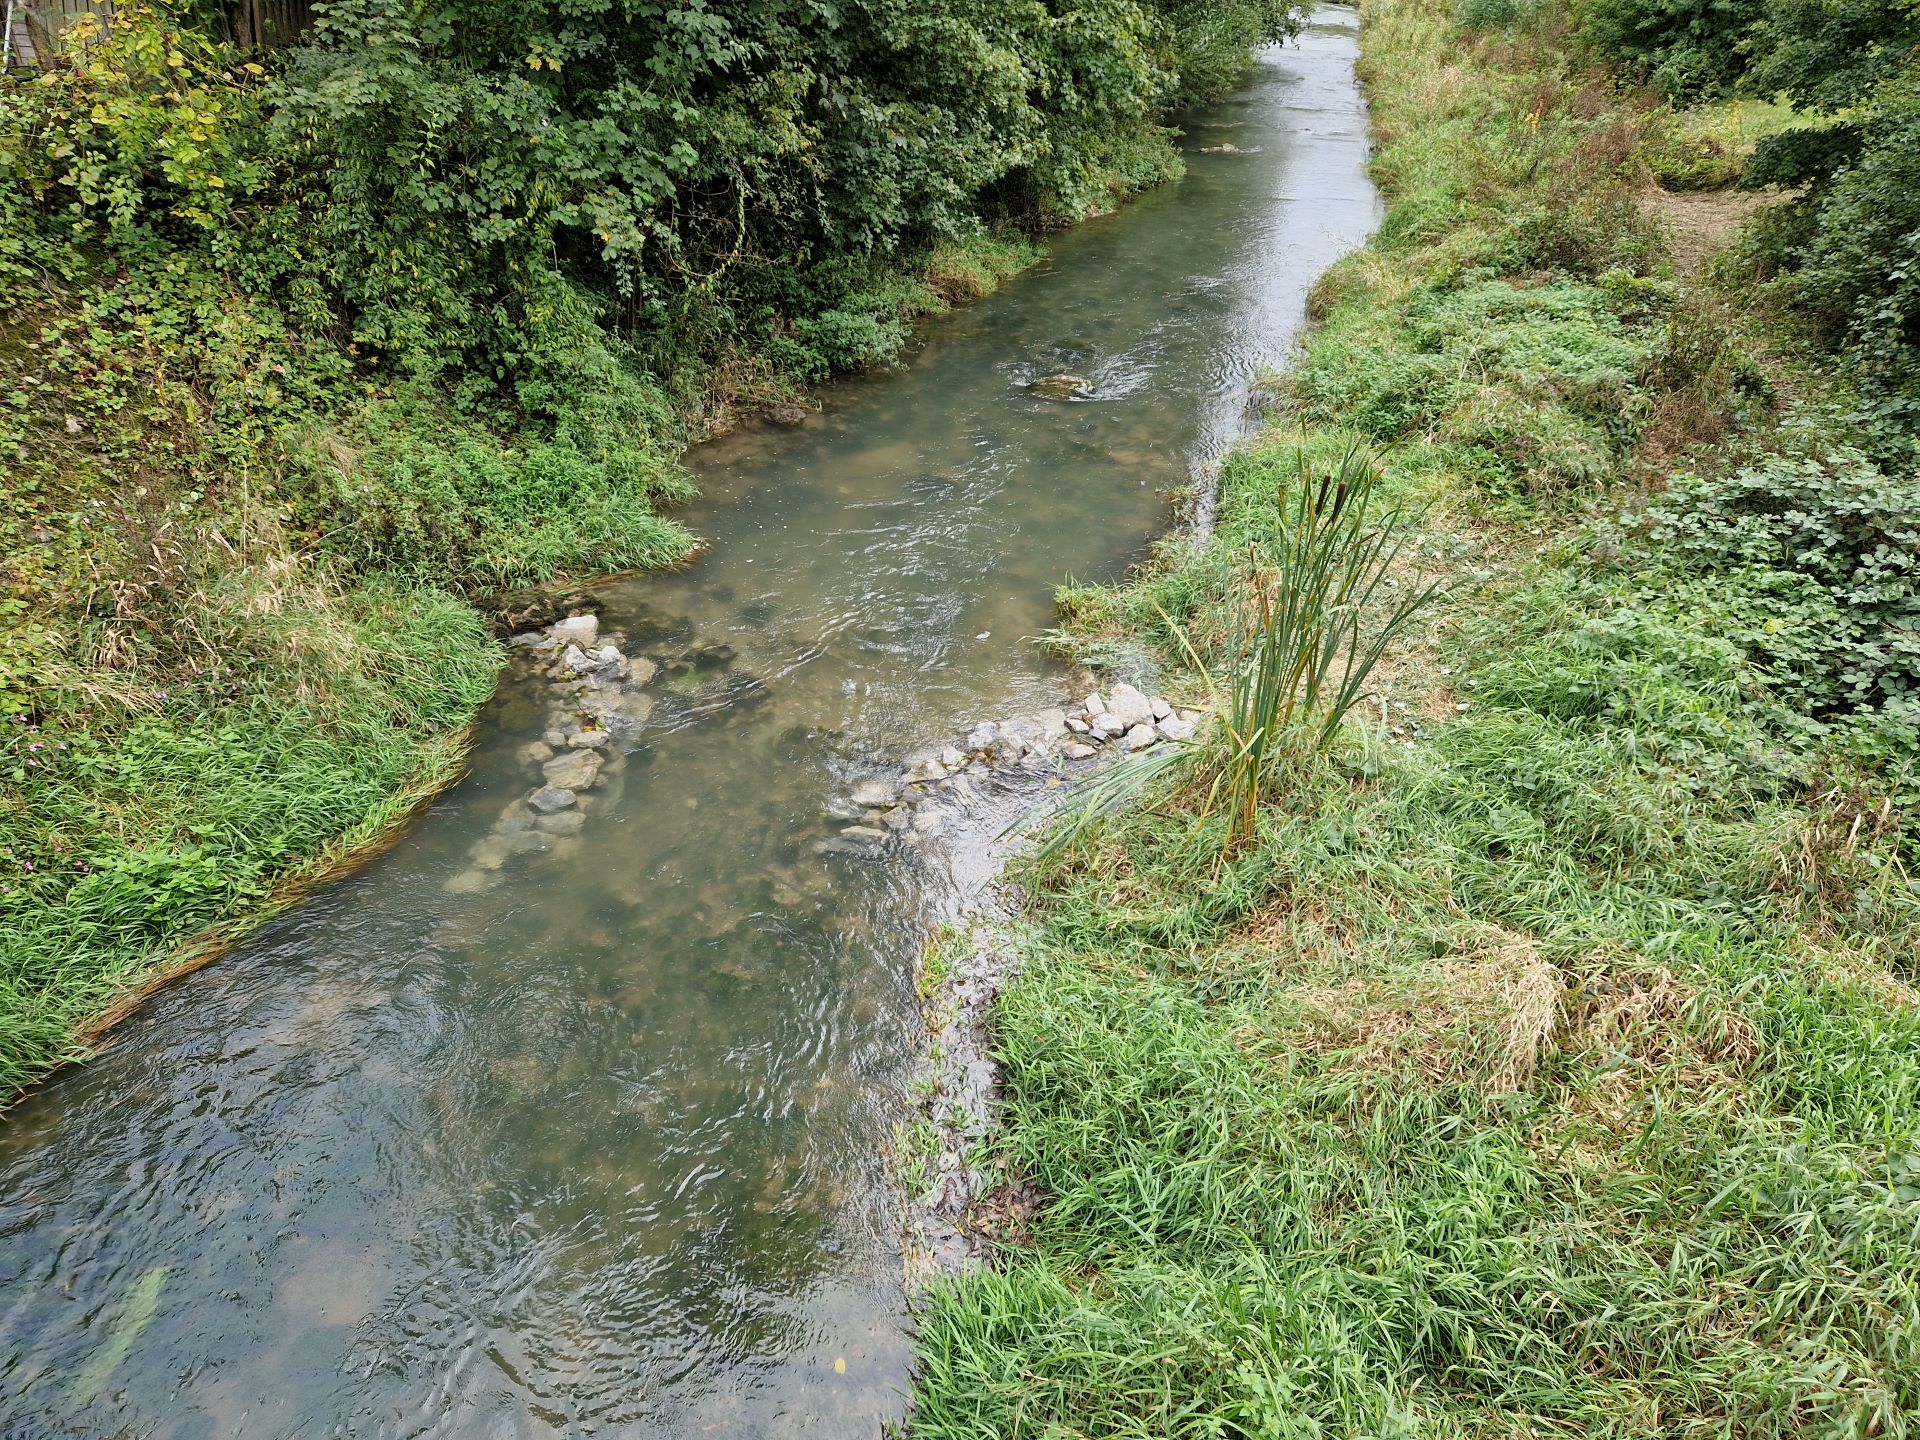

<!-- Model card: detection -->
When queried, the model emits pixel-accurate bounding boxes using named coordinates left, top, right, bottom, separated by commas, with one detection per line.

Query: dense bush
left=1638, top=447, right=1920, bottom=743
left=1577, top=0, right=1761, bottom=97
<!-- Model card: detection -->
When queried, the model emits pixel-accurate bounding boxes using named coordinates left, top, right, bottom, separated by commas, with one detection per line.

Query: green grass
left=0, top=578, right=500, bottom=1099
left=908, top=0, right=1920, bottom=1432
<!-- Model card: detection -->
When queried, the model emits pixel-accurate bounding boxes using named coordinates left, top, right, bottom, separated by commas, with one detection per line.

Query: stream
left=0, top=14, right=1376, bottom=1437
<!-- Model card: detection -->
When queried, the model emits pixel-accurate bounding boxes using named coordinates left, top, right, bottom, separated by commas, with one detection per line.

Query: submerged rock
left=529, top=785, right=578, bottom=814
left=1028, top=372, right=1092, bottom=399
left=850, top=778, right=901, bottom=809
left=542, top=750, right=603, bottom=790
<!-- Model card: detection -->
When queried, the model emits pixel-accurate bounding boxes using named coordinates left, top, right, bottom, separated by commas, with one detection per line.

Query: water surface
left=0, top=17, right=1376, bottom=1437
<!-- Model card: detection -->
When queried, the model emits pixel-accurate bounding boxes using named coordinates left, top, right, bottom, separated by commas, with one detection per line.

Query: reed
left=1203, top=440, right=1442, bottom=844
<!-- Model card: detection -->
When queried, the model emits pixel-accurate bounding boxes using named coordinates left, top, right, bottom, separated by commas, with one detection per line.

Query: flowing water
left=0, top=16, right=1377, bottom=1438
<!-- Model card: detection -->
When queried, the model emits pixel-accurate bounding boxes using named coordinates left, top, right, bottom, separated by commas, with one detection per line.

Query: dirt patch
left=1649, top=186, right=1784, bottom=280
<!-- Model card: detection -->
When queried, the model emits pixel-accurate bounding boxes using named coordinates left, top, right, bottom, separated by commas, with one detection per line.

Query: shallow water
left=0, top=17, right=1376, bottom=1438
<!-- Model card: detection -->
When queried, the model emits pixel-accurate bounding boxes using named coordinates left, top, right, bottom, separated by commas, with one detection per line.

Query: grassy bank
left=0, top=1, right=1304, bottom=1103
left=909, top=0, right=1920, bottom=1433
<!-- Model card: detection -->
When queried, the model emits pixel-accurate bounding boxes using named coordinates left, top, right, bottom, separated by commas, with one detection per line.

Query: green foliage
left=1578, top=0, right=1762, bottom=97
left=1293, top=278, right=1650, bottom=496
left=0, top=580, right=499, bottom=1097
left=0, top=0, right=1301, bottom=1102
left=1744, top=0, right=1920, bottom=112
left=1754, top=74, right=1920, bottom=431
left=1203, top=445, right=1443, bottom=843
left=1634, top=448, right=1920, bottom=746
left=1567, top=0, right=1920, bottom=437
left=914, top=2, right=1920, bottom=1434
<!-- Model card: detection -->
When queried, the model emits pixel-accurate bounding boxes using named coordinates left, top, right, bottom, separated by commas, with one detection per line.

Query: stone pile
left=815, top=681, right=1203, bottom=861
left=444, top=612, right=657, bottom=894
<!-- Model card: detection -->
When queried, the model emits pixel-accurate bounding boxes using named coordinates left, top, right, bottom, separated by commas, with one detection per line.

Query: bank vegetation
left=909, top=0, right=1920, bottom=1432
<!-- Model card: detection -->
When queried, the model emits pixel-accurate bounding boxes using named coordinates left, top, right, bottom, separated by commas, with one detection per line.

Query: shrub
left=1577, top=0, right=1763, bottom=97
left=1638, top=448, right=1920, bottom=742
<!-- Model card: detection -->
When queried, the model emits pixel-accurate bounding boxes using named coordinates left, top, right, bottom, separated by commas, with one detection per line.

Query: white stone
left=965, top=721, right=1000, bottom=752
left=1150, top=696, right=1173, bottom=721
left=1106, top=683, right=1154, bottom=729
left=851, top=778, right=901, bottom=808
left=1119, top=723, right=1159, bottom=752
left=1092, top=713, right=1129, bottom=740
left=987, top=731, right=1031, bottom=765
left=1063, top=742, right=1097, bottom=760
left=938, top=746, right=966, bottom=769
left=551, top=614, right=599, bottom=648
left=1083, top=692, right=1107, bottom=716
left=1156, top=716, right=1196, bottom=743
left=1065, top=716, right=1090, bottom=734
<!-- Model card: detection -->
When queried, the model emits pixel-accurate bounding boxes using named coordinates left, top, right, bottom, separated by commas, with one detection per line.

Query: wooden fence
left=4, top=0, right=317, bottom=70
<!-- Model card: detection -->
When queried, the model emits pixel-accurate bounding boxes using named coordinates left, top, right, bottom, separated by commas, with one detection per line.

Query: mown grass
left=909, top=0, right=1920, bottom=1433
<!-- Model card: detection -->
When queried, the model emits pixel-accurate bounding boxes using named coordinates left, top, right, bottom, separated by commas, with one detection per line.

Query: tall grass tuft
left=1204, top=440, right=1441, bottom=844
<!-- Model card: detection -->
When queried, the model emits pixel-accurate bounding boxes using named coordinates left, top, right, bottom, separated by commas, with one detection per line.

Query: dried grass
left=1281, top=933, right=1564, bottom=1093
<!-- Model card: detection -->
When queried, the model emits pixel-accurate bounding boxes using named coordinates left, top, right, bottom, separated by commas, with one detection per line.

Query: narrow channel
left=0, top=15, right=1376, bottom=1437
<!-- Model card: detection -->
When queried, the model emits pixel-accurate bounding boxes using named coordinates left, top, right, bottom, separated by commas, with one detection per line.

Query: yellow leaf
left=833, top=1356, right=846, bottom=1375
left=205, top=175, right=225, bottom=188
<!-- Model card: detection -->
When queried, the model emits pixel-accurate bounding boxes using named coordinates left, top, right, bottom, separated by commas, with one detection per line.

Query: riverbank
left=907, top=0, right=1920, bottom=1431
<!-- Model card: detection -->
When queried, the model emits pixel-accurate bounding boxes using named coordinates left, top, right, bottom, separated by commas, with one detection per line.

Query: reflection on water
left=0, top=16, right=1376, bottom=1438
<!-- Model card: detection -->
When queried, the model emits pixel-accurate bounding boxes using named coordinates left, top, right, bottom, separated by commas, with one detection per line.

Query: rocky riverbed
left=859, top=681, right=1204, bottom=1285
left=444, top=612, right=661, bottom=894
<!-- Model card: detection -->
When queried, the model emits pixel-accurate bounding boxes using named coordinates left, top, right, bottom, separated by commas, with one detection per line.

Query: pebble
left=529, top=785, right=577, bottom=814
left=1119, top=723, right=1159, bottom=752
